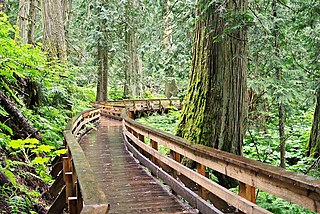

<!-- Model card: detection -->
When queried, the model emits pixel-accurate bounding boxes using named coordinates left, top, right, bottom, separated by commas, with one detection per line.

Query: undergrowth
left=0, top=13, right=95, bottom=213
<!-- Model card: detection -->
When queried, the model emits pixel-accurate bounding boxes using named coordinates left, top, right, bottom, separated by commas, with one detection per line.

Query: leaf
left=8, top=139, right=25, bottom=149
left=54, top=149, right=67, bottom=156
left=36, top=145, right=54, bottom=153
left=24, top=138, right=39, bottom=145
left=32, top=157, right=50, bottom=165
left=0, top=122, right=13, bottom=135
left=0, top=168, right=16, bottom=186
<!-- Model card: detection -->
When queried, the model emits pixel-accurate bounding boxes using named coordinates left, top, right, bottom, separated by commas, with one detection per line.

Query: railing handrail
left=122, top=109, right=320, bottom=191
left=63, top=108, right=109, bottom=213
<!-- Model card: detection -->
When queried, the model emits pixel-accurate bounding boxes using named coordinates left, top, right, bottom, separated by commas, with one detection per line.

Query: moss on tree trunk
left=177, top=1, right=248, bottom=159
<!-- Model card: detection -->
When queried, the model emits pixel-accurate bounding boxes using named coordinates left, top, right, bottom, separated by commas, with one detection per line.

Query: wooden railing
left=97, top=99, right=320, bottom=214
left=94, top=98, right=182, bottom=119
left=48, top=109, right=109, bottom=214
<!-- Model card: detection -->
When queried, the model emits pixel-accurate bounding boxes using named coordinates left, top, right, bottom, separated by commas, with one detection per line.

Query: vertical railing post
left=170, top=151, right=181, bottom=179
left=68, top=197, right=78, bottom=214
left=197, top=163, right=208, bottom=200
left=239, top=182, right=256, bottom=203
left=150, top=139, right=158, bottom=164
left=76, top=182, right=83, bottom=212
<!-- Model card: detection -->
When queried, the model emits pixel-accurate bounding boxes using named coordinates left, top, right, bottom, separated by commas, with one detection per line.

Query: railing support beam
left=238, top=182, right=256, bottom=203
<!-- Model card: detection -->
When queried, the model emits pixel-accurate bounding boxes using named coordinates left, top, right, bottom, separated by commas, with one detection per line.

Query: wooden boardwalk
left=80, top=117, right=197, bottom=214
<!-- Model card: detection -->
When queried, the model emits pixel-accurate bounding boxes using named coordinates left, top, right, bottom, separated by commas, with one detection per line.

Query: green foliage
left=0, top=12, right=94, bottom=213
left=136, top=110, right=180, bottom=135
left=256, top=191, right=315, bottom=214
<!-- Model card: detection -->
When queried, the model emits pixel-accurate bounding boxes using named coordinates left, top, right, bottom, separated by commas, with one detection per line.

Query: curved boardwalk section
left=80, top=117, right=196, bottom=213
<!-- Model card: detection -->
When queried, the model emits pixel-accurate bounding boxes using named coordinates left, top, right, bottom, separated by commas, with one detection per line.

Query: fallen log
left=0, top=90, right=42, bottom=141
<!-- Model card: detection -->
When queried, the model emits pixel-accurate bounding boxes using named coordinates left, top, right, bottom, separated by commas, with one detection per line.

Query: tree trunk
left=62, top=0, right=72, bottom=53
left=17, top=0, right=36, bottom=44
left=163, top=0, right=178, bottom=98
left=27, top=0, right=36, bottom=45
left=272, top=0, right=286, bottom=168
left=41, top=0, right=67, bottom=60
left=62, top=0, right=72, bottom=26
left=308, top=88, right=320, bottom=158
left=124, top=0, right=143, bottom=98
left=177, top=0, right=248, bottom=187
left=17, top=0, right=29, bottom=43
left=0, top=91, right=42, bottom=141
left=96, top=43, right=108, bottom=102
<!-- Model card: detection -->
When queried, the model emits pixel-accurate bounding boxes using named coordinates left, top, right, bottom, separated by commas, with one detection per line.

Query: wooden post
left=72, top=166, right=77, bottom=197
left=138, top=134, right=144, bottom=143
left=239, top=182, right=256, bottom=203
left=76, top=182, right=83, bottom=212
left=150, top=139, right=158, bottom=164
left=197, top=163, right=207, bottom=199
left=62, top=156, right=71, bottom=181
left=171, top=151, right=180, bottom=179
left=68, top=197, right=78, bottom=214
left=65, top=172, right=73, bottom=203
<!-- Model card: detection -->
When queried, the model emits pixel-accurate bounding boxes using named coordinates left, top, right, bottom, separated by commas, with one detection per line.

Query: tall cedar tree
left=177, top=0, right=248, bottom=186
left=96, top=2, right=109, bottom=102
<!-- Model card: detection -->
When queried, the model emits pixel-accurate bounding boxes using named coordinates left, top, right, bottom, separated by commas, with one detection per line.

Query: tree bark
left=177, top=0, right=248, bottom=187
left=308, top=88, right=320, bottom=158
left=41, top=0, right=67, bottom=60
left=0, top=91, right=42, bottom=141
left=96, top=43, right=108, bottom=102
left=124, top=0, right=143, bottom=98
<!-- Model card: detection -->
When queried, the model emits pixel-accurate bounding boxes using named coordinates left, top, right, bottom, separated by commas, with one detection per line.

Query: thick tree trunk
left=96, top=44, right=108, bottom=102
left=0, top=91, right=41, bottom=141
left=41, top=0, right=67, bottom=60
left=124, top=0, right=143, bottom=98
left=308, top=88, right=320, bottom=158
left=177, top=1, right=248, bottom=187
left=177, top=0, right=248, bottom=152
